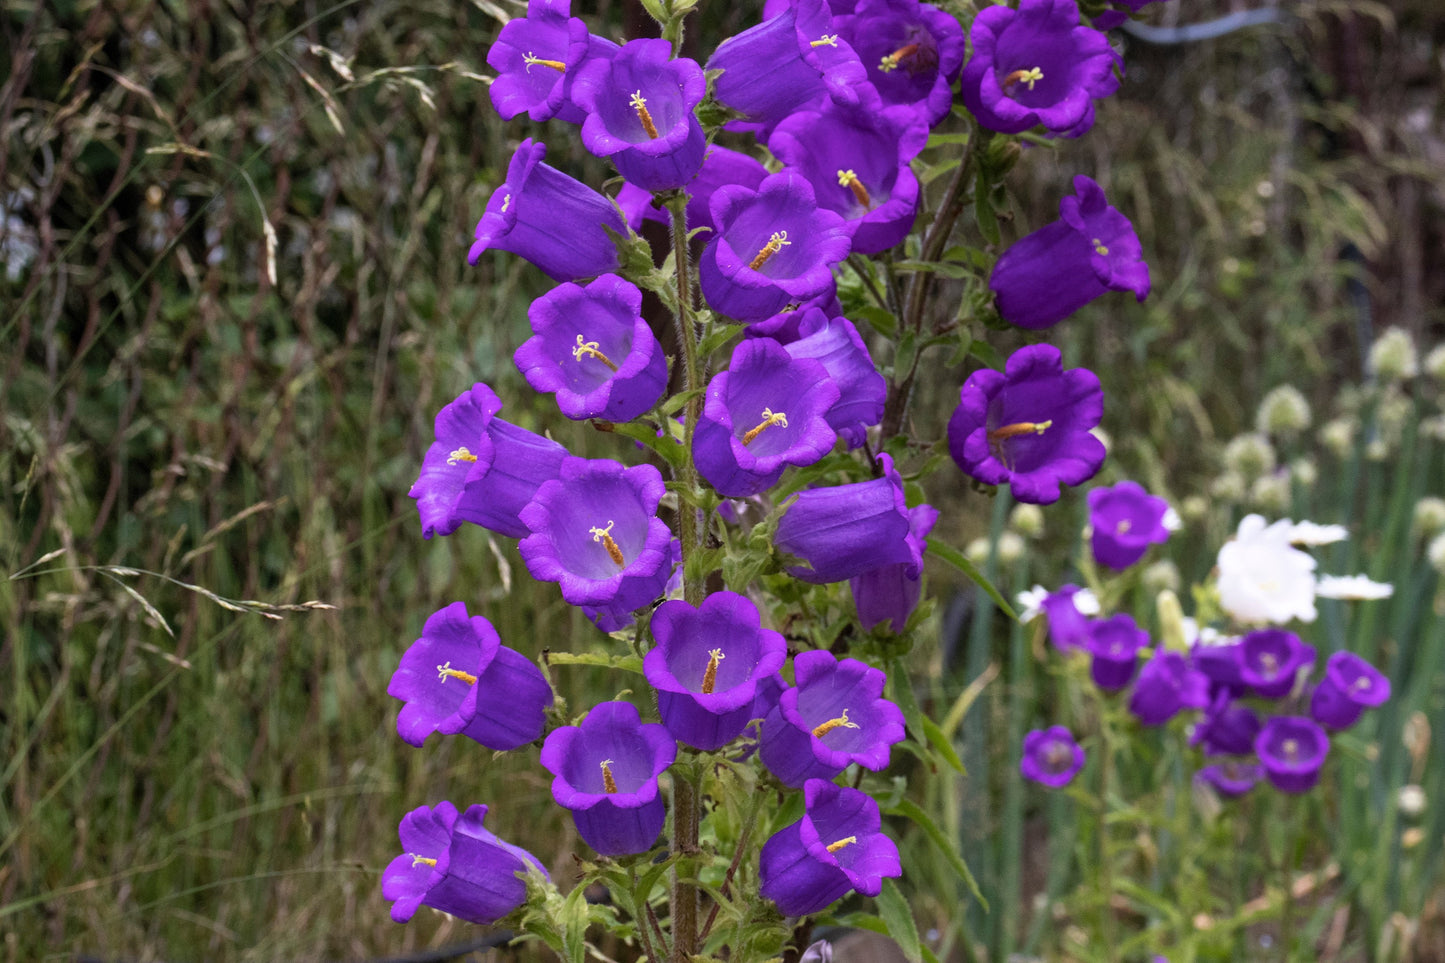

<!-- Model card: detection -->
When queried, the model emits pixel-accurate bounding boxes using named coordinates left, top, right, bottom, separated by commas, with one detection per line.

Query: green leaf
left=886, top=656, right=926, bottom=746
left=597, top=419, right=686, bottom=468
left=926, top=540, right=1017, bottom=620
left=851, top=304, right=898, bottom=338
left=966, top=339, right=1005, bottom=371
left=920, top=713, right=965, bottom=774
left=884, top=797, right=985, bottom=906
left=546, top=651, right=645, bottom=675
left=697, top=320, right=743, bottom=358
left=891, top=259, right=972, bottom=280
left=974, top=180, right=1001, bottom=245
left=876, top=879, right=923, bottom=963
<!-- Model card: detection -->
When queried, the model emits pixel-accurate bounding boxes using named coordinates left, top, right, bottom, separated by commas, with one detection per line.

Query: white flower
left=1162, top=506, right=1183, bottom=532
left=1216, top=514, right=1317, bottom=624
left=1315, top=574, right=1394, bottom=600
left=1016, top=585, right=1049, bottom=623
left=1289, top=521, right=1348, bottom=546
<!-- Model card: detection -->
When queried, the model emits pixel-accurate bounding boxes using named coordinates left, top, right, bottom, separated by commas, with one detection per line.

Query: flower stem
left=671, top=766, right=700, bottom=962
left=665, top=194, right=704, bottom=608
left=1096, top=707, right=1120, bottom=963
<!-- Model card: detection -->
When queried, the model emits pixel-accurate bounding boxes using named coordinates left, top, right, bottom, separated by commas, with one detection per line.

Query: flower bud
left=1397, top=784, right=1426, bottom=818
left=1413, top=497, right=1445, bottom=540
left=1180, top=494, right=1210, bottom=523
left=1367, top=326, right=1419, bottom=382
left=1427, top=532, right=1445, bottom=575
left=1290, top=457, right=1318, bottom=488
left=1209, top=472, right=1246, bottom=503
left=1250, top=473, right=1291, bottom=515
left=1010, top=503, right=1045, bottom=538
left=1223, top=432, right=1276, bottom=482
left=996, top=531, right=1026, bottom=566
left=1255, top=385, right=1311, bottom=437
left=1319, top=418, right=1357, bottom=459
left=1143, top=560, right=1180, bottom=595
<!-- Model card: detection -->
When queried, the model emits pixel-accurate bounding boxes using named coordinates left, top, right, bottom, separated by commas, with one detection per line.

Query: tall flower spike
left=486, top=0, right=618, bottom=123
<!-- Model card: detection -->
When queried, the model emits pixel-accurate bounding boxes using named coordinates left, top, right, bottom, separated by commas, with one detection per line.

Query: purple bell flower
left=1084, top=614, right=1148, bottom=691
left=1019, top=725, right=1085, bottom=787
left=1189, top=691, right=1261, bottom=756
left=1309, top=651, right=1391, bottom=729
left=745, top=291, right=845, bottom=343
left=1239, top=628, right=1315, bottom=700
left=693, top=338, right=840, bottom=496
left=616, top=145, right=768, bottom=233
left=989, top=175, right=1150, bottom=330
left=1255, top=715, right=1330, bottom=793
left=1191, top=639, right=1247, bottom=694
left=959, top=0, right=1119, bottom=137
left=485, top=0, right=618, bottom=123
left=516, top=274, right=667, bottom=422
left=759, top=650, right=906, bottom=787
left=387, top=601, right=552, bottom=750
left=1093, top=0, right=1168, bottom=31
left=383, top=802, right=547, bottom=924
left=759, top=778, right=902, bottom=916
left=519, top=456, right=674, bottom=613
left=768, top=91, right=929, bottom=254
left=700, top=171, right=853, bottom=322
left=849, top=501, right=938, bottom=632
left=775, top=453, right=915, bottom=584
left=571, top=39, right=708, bottom=192
left=468, top=139, right=626, bottom=282
left=644, top=592, right=789, bottom=750
left=1088, top=480, right=1172, bottom=570
left=947, top=344, right=1106, bottom=504
left=540, top=701, right=677, bottom=855
left=1195, top=760, right=1263, bottom=799
left=836, top=0, right=966, bottom=126
left=409, top=383, right=568, bottom=540
left=779, top=309, right=886, bottom=448
left=1128, top=650, right=1209, bottom=726
left=1039, top=584, right=1095, bottom=652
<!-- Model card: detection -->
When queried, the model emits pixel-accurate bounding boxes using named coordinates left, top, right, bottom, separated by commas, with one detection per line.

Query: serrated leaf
left=884, top=798, right=984, bottom=906
left=926, top=540, right=1017, bottom=620
left=876, top=878, right=923, bottom=963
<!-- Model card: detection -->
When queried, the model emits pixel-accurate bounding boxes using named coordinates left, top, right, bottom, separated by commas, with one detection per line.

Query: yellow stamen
left=1092, top=237, right=1110, bottom=256
left=741, top=407, right=789, bottom=445
left=523, top=51, right=567, bottom=73
left=877, top=43, right=919, bottom=73
left=837, top=169, right=872, bottom=210
left=436, top=661, right=479, bottom=685
left=811, top=34, right=839, bottom=47
left=987, top=420, right=1051, bottom=444
left=812, top=708, right=860, bottom=739
left=600, top=758, right=618, bottom=793
left=826, top=835, right=857, bottom=853
left=1258, top=653, right=1279, bottom=675
left=1001, top=67, right=1044, bottom=92
left=629, top=90, right=660, bottom=139
left=572, top=334, right=620, bottom=371
left=501, top=193, right=511, bottom=213
left=749, top=231, right=791, bottom=271
left=589, top=520, right=626, bottom=567
left=447, top=446, right=480, bottom=465
left=1282, top=738, right=1299, bottom=762
left=1116, top=519, right=1132, bottom=534
left=411, top=854, right=438, bottom=868
left=701, top=648, right=725, bottom=695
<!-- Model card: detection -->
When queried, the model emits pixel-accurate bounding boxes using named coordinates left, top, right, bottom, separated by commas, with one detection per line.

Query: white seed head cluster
left=1009, top=503, right=1045, bottom=539
left=1290, top=457, right=1318, bottom=487
left=1423, top=343, right=1445, bottom=384
left=1376, top=388, right=1413, bottom=445
left=1319, top=418, right=1358, bottom=459
left=1367, top=326, right=1420, bottom=382
left=1250, top=473, right=1292, bottom=514
left=1222, top=432, right=1276, bottom=481
left=1209, top=472, right=1246, bottom=503
left=1255, top=385, right=1311, bottom=437
left=1428, top=532, right=1445, bottom=575
left=995, top=531, right=1025, bottom=566
left=1180, top=494, right=1210, bottom=522
left=1397, top=784, right=1427, bottom=818
left=1142, top=560, right=1181, bottom=594
left=1413, top=497, right=1445, bottom=540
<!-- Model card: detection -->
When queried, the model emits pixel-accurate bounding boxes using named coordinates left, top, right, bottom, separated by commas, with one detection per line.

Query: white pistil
left=447, top=446, right=479, bottom=465
left=749, top=231, right=791, bottom=271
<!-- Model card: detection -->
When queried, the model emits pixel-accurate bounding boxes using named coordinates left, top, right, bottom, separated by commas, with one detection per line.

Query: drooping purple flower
left=1309, top=651, right=1391, bottom=729
left=1039, top=584, right=1097, bottom=652
left=779, top=309, right=886, bottom=448
left=775, top=453, right=915, bottom=584
left=989, top=176, right=1150, bottom=330
left=468, top=139, right=626, bottom=282
left=1019, top=725, right=1085, bottom=787
left=644, top=592, right=788, bottom=750
left=835, top=0, right=966, bottom=126
left=759, top=779, right=902, bottom=916
left=693, top=338, right=840, bottom=496
left=768, top=91, right=929, bottom=254
left=571, top=39, right=707, bottom=192
left=516, top=274, right=667, bottom=422
left=387, top=602, right=552, bottom=750
left=759, top=650, right=906, bottom=787
left=1088, top=480, right=1172, bottom=570
left=1255, top=715, right=1330, bottom=794
left=700, top=171, right=853, bottom=322
left=849, top=501, right=937, bottom=632
left=540, top=701, right=677, bottom=855
left=1189, top=691, right=1261, bottom=756
left=959, top=0, right=1119, bottom=137
left=1238, top=628, right=1315, bottom=700
left=947, top=344, right=1106, bottom=504
left=519, top=457, right=674, bottom=613
left=616, top=145, right=769, bottom=233
left=485, top=0, right=617, bottom=123
left=409, top=383, right=568, bottom=539
left=1196, top=760, right=1263, bottom=799
left=1128, top=650, right=1209, bottom=726
left=1084, top=614, right=1148, bottom=691
left=383, top=802, right=547, bottom=924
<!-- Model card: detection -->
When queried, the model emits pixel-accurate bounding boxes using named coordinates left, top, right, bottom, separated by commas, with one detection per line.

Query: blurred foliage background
left=1, top=0, right=1442, bottom=960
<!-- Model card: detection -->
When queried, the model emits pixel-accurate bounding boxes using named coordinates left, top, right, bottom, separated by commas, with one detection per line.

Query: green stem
left=1096, top=708, right=1119, bottom=963
left=1279, top=799, right=1298, bottom=963
left=671, top=767, right=700, bottom=963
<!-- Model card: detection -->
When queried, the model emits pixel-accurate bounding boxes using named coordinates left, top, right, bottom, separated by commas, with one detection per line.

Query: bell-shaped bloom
left=468, top=139, right=626, bottom=282
left=707, top=0, right=871, bottom=135
left=1239, top=628, right=1315, bottom=700
left=1019, top=726, right=1085, bottom=787
left=540, top=701, right=677, bottom=855
left=745, top=291, right=845, bottom=343
left=519, top=457, right=674, bottom=613
left=1192, top=639, right=1247, bottom=694
left=644, top=592, right=788, bottom=750
left=775, top=453, right=915, bottom=584
left=700, top=171, right=853, bottom=323
left=571, top=39, right=707, bottom=192
left=1084, top=614, right=1148, bottom=691
left=959, top=0, right=1119, bottom=137
left=835, top=0, right=965, bottom=126
left=759, top=650, right=905, bottom=787
left=383, top=802, right=547, bottom=924
left=409, top=383, right=569, bottom=539
left=1189, top=692, right=1261, bottom=756
left=768, top=92, right=929, bottom=254
left=1038, top=584, right=1100, bottom=651
left=1088, top=480, right=1172, bottom=570
left=517, top=275, right=667, bottom=422
left=759, top=779, right=902, bottom=916
left=849, top=501, right=938, bottom=632
left=780, top=310, right=886, bottom=448
left=1128, top=650, right=1209, bottom=726
left=948, top=344, right=1106, bottom=504
left=1217, top=514, right=1319, bottom=625
left=485, top=0, right=618, bottom=123
left=1255, top=715, right=1329, bottom=793
left=693, top=338, right=840, bottom=496
left=387, top=601, right=552, bottom=750
left=989, top=175, right=1150, bottom=330
left=1310, top=651, right=1391, bottom=729
left=616, top=145, right=768, bottom=233
left=1196, top=760, right=1262, bottom=799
